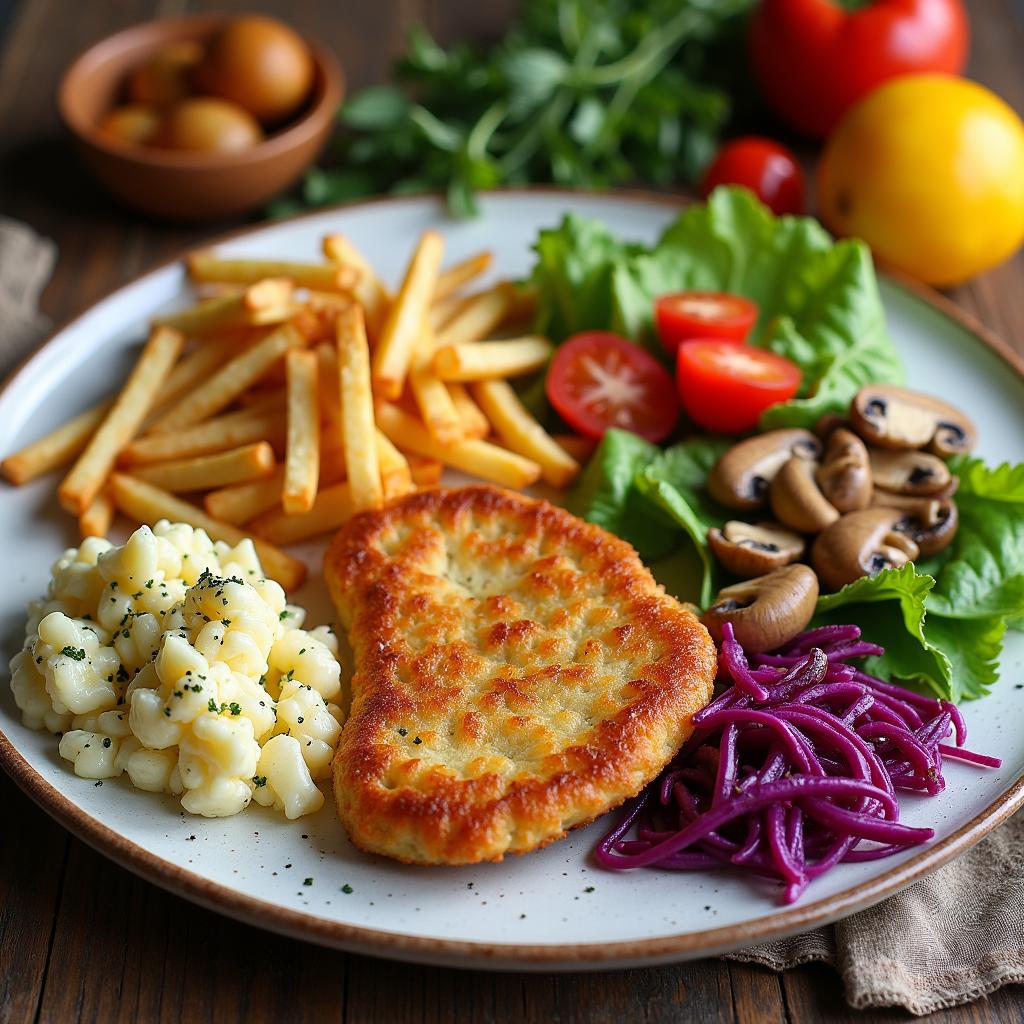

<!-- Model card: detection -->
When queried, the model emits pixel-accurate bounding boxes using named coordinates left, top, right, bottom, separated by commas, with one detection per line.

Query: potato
left=154, top=97, right=263, bottom=153
left=97, top=104, right=162, bottom=147
left=194, top=16, right=314, bottom=123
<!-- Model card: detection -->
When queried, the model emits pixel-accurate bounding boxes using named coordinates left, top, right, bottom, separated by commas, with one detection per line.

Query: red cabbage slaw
left=595, top=623, right=1002, bottom=904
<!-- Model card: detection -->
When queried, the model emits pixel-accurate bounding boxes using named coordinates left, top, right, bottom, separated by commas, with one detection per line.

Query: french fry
left=119, top=404, right=286, bottom=464
left=186, top=252, right=358, bottom=292
left=428, top=291, right=469, bottom=331
left=283, top=349, right=320, bottom=514
left=552, top=433, right=597, bottom=464
left=471, top=380, right=580, bottom=488
left=153, top=279, right=294, bottom=335
left=375, top=402, right=540, bottom=490
left=338, top=306, right=383, bottom=511
left=434, top=284, right=512, bottom=348
left=204, top=468, right=285, bottom=525
left=322, top=235, right=392, bottom=337
left=250, top=482, right=354, bottom=546
left=446, top=383, right=490, bottom=440
left=59, top=326, right=184, bottom=514
left=433, top=336, right=553, bottom=382
left=372, top=230, right=444, bottom=400
left=79, top=488, right=114, bottom=538
left=433, top=251, right=493, bottom=302
left=375, top=429, right=413, bottom=500
left=409, top=323, right=462, bottom=445
left=2, top=401, right=112, bottom=485
left=130, top=442, right=276, bottom=493
left=204, top=450, right=346, bottom=526
left=147, top=324, right=301, bottom=433
left=109, top=473, right=306, bottom=590
left=315, top=342, right=341, bottom=424
left=153, top=335, right=252, bottom=416
left=406, top=454, right=443, bottom=488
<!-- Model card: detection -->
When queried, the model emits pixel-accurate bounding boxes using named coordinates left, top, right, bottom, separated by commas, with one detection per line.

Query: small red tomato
left=676, top=340, right=801, bottom=434
left=655, top=291, right=758, bottom=354
left=546, top=332, right=679, bottom=443
left=701, top=138, right=805, bottom=216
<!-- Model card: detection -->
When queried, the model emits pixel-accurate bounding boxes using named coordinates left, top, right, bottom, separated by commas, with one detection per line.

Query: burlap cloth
left=3, top=219, right=1023, bottom=1017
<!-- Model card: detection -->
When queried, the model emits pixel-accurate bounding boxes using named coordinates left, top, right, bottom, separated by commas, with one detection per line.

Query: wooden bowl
left=57, top=15, right=343, bottom=222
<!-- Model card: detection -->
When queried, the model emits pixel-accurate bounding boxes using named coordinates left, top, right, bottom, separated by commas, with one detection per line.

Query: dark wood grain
left=0, top=0, right=1022, bottom=1021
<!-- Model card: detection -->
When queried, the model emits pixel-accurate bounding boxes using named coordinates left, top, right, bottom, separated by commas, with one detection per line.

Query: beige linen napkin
left=2, top=217, right=1023, bottom=1016
left=726, top=811, right=1024, bottom=1015
left=0, top=217, right=57, bottom=370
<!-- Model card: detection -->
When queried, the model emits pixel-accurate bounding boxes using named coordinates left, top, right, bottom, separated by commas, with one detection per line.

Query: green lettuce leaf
left=567, top=429, right=680, bottom=562
left=634, top=437, right=732, bottom=606
left=530, top=187, right=904, bottom=426
left=813, top=566, right=954, bottom=699
left=531, top=216, right=644, bottom=344
left=920, top=457, right=1024, bottom=621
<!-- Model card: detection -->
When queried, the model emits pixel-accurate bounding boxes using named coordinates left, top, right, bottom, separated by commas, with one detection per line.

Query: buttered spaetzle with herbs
left=9, top=521, right=343, bottom=819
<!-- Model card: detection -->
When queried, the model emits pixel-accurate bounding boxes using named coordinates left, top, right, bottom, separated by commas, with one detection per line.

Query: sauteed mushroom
left=707, top=520, right=805, bottom=577
left=812, top=509, right=921, bottom=592
left=702, top=565, right=819, bottom=652
left=816, top=428, right=872, bottom=512
left=869, top=490, right=948, bottom=527
left=708, top=429, right=821, bottom=510
left=770, top=456, right=840, bottom=533
left=873, top=498, right=960, bottom=557
left=868, top=448, right=952, bottom=496
left=850, top=384, right=976, bottom=456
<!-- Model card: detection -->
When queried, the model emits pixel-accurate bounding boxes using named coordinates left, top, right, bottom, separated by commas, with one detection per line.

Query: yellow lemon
left=818, top=74, right=1024, bottom=286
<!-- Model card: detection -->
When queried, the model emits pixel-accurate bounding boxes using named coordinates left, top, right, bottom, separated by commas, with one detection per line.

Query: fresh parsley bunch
left=278, top=0, right=754, bottom=217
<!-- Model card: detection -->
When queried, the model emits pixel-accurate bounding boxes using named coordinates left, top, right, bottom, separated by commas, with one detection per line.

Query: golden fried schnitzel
left=324, top=485, right=715, bottom=865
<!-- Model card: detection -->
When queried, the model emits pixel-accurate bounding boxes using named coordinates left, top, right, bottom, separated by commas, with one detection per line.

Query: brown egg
left=153, top=98, right=263, bottom=154
left=97, top=104, right=163, bottom=147
left=126, top=40, right=203, bottom=108
left=195, top=15, right=314, bottom=123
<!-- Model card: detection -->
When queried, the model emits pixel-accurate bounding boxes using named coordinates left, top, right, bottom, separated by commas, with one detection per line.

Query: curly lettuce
left=531, top=187, right=904, bottom=427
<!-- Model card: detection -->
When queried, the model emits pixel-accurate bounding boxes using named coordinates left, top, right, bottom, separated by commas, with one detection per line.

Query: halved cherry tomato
left=676, top=340, right=801, bottom=434
left=546, top=332, right=679, bottom=443
left=701, top=137, right=805, bottom=215
left=655, top=291, right=759, bottom=354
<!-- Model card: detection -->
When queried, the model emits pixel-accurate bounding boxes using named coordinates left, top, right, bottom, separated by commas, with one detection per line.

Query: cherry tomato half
left=655, top=291, right=759, bottom=354
left=701, top=137, right=805, bottom=216
left=546, top=332, right=679, bottom=443
left=676, top=340, right=801, bottom=434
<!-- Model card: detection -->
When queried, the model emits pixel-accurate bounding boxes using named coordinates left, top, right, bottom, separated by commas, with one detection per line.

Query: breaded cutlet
left=324, top=485, right=716, bottom=865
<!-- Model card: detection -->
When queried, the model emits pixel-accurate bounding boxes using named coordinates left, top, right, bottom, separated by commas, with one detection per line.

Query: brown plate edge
left=1, top=185, right=1023, bottom=970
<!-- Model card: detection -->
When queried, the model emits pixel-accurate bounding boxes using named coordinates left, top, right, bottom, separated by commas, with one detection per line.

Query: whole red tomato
left=701, top=138, right=805, bottom=215
left=749, top=0, right=969, bottom=139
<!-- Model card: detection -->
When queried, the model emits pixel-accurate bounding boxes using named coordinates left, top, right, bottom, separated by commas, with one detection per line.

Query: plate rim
left=2, top=185, right=1023, bottom=968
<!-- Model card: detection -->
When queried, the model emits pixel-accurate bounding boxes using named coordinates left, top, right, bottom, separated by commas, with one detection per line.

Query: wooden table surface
left=1, top=1, right=1023, bottom=1021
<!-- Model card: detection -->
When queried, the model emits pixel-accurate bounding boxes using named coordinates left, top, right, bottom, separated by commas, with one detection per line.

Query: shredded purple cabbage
left=595, top=623, right=1001, bottom=904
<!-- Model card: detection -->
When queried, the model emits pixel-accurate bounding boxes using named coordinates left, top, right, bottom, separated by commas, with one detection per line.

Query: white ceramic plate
left=2, top=191, right=1023, bottom=971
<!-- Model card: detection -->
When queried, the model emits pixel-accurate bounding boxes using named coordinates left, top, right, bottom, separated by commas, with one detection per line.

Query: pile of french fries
left=1, top=231, right=594, bottom=591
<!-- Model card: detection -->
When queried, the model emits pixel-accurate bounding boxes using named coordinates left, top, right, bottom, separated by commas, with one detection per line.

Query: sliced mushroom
left=850, top=384, right=976, bottom=456
left=870, top=489, right=959, bottom=556
left=816, top=428, right=872, bottom=513
left=708, top=429, right=821, bottom=510
left=770, top=456, right=840, bottom=533
left=707, top=521, right=805, bottom=577
left=812, top=509, right=921, bottom=592
left=868, top=447, right=952, bottom=496
left=702, top=565, right=819, bottom=653
left=814, top=413, right=849, bottom=440
left=869, top=489, right=947, bottom=526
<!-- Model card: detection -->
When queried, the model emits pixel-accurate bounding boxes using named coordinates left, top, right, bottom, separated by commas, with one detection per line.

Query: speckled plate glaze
left=1, top=191, right=1023, bottom=971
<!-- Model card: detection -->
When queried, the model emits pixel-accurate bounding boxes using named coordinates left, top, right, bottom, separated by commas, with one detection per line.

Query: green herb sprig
left=276, top=0, right=752, bottom=218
